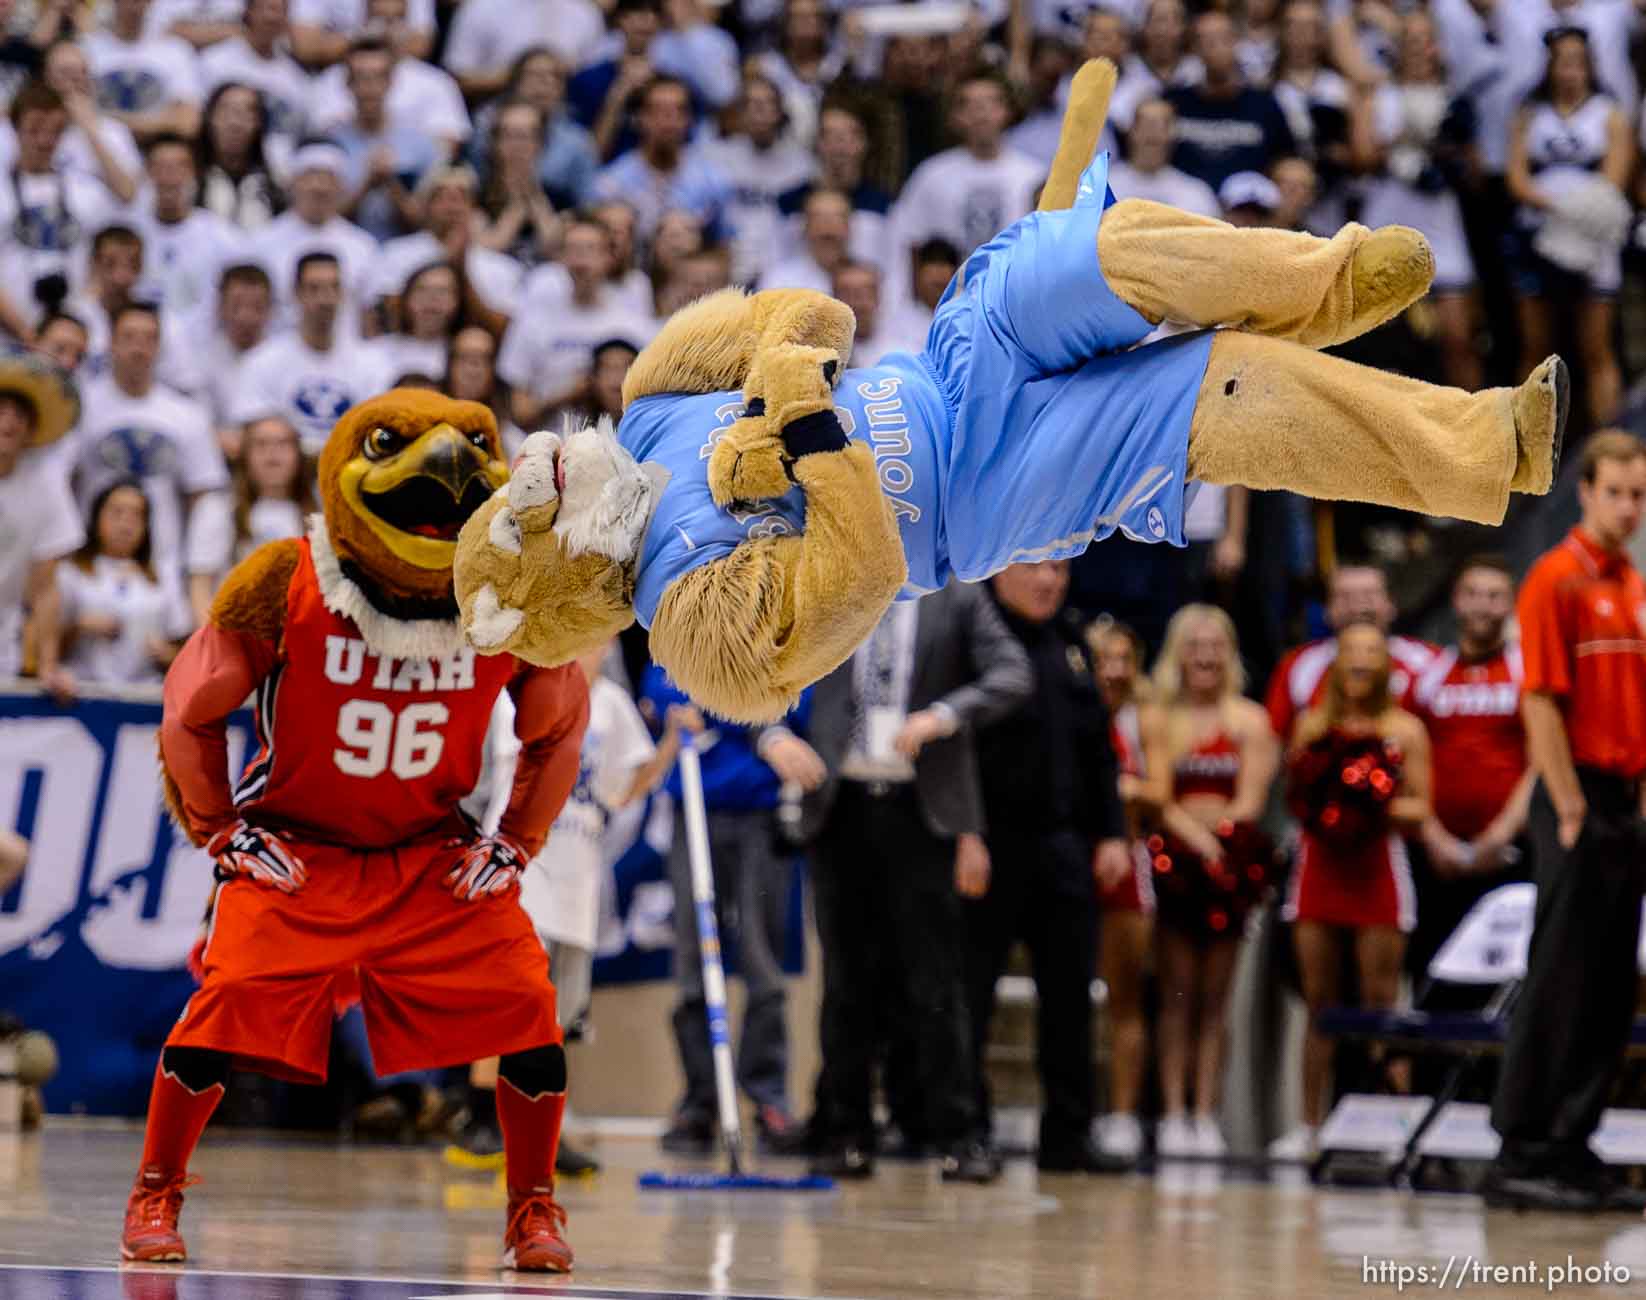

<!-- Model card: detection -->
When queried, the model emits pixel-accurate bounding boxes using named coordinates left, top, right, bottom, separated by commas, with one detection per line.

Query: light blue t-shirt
left=619, top=153, right=1218, bottom=630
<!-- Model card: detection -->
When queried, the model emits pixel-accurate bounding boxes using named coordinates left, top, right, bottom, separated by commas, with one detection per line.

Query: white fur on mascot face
left=458, top=419, right=667, bottom=666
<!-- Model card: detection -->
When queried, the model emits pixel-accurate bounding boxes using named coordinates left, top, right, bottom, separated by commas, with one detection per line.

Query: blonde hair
left=1151, top=603, right=1245, bottom=707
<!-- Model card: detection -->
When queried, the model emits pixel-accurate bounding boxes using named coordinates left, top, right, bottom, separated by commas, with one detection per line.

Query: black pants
left=964, top=828, right=1096, bottom=1154
left=811, top=782, right=976, bottom=1148
left=1492, top=772, right=1646, bottom=1169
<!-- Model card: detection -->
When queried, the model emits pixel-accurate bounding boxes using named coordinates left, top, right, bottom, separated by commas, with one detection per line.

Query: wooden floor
left=5, top=1125, right=1646, bottom=1299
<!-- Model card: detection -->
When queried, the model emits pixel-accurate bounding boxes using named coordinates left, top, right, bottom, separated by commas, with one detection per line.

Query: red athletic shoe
left=121, top=1166, right=197, bottom=1262
left=502, top=1185, right=573, bottom=1273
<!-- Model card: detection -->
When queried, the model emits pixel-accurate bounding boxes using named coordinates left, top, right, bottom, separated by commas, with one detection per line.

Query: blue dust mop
left=639, top=739, right=835, bottom=1193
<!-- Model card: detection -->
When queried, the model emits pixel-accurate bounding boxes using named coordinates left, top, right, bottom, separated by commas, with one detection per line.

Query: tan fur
left=622, top=287, right=856, bottom=408
left=1039, top=58, right=1117, bottom=212
left=1097, top=201, right=1435, bottom=350
left=650, top=442, right=907, bottom=722
left=1186, top=331, right=1524, bottom=525
left=708, top=343, right=842, bottom=506
left=453, top=491, right=636, bottom=668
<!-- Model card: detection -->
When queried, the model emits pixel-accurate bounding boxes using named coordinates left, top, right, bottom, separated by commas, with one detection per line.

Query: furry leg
left=1098, top=200, right=1436, bottom=350
left=1185, top=332, right=1568, bottom=526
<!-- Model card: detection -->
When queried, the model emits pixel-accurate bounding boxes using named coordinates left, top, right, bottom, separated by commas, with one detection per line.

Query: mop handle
left=677, top=740, right=745, bottom=1174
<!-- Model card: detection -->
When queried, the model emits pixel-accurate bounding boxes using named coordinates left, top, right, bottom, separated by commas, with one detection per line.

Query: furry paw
left=707, top=417, right=793, bottom=508
left=706, top=344, right=842, bottom=508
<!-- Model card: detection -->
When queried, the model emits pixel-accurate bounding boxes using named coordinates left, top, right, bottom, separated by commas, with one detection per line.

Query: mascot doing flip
left=455, top=60, right=1568, bottom=724
left=121, top=390, right=587, bottom=1272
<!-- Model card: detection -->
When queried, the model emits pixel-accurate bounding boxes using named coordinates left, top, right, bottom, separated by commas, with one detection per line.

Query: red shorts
left=168, top=833, right=560, bottom=1084
left=1283, top=830, right=1416, bottom=934
left=1098, top=841, right=1157, bottom=915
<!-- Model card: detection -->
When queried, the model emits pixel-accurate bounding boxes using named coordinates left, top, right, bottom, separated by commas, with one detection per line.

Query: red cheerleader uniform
left=1099, top=702, right=1155, bottom=914
left=1282, top=729, right=1416, bottom=933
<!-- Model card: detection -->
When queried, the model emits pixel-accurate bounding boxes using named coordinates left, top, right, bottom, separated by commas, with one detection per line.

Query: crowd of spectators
left=6, top=0, right=1646, bottom=683
left=6, top=0, right=1646, bottom=1189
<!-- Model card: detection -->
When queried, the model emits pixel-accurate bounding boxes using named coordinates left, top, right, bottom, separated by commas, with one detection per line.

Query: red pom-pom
left=1154, top=854, right=1172, bottom=875
left=1208, top=909, right=1229, bottom=933
left=1147, top=834, right=1164, bottom=854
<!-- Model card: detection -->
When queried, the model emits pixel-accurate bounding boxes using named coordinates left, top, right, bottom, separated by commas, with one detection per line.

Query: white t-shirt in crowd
left=443, top=0, right=605, bottom=76
left=230, top=332, right=396, bottom=453
left=498, top=292, right=656, bottom=401
left=308, top=58, right=471, bottom=145
left=187, top=492, right=306, bottom=580
left=144, top=0, right=246, bottom=34
left=125, top=201, right=252, bottom=323
left=892, top=145, right=1045, bottom=260
left=158, top=313, right=269, bottom=427
left=0, top=452, right=85, bottom=679
left=375, top=333, right=448, bottom=385
left=71, top=375, right=225, bottom=627
left=0, top=118, right=142, bottom=190
left=371, top=232, right=524, bottom=320
left=85, top=30, right=204, bottom=114
left=56, top=555, right=171, bottom=686
left=0, top=171, right=119, bottom=324
left=199, top=37, right=313, bottom=142
left=760, top=252, right=832, bottom=295
left=290, top=0, right=435, bottom=36
left=517, top=676, right=656, bottom=950
left=522, top=264, right=654, bottom=319
left=694, top=135, right=816, bottom=286
left=1107, top=161, right=1222, bottom=218
left=249, top=210, right=380, bottom=334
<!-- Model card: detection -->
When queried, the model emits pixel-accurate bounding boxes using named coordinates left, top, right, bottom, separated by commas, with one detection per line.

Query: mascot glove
left=707, top=344, right=842, bottom=508
left=205, top=820, right=307, bottom=893
left=445, top=831, right=530, bottom=902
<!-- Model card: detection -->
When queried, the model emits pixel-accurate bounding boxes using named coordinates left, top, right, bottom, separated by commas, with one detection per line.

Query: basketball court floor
left=5, top=1124, right=1646, bottom=1299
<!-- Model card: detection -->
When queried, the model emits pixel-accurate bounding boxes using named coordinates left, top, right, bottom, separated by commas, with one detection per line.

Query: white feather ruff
left=307, top=515, right=468, bottom=660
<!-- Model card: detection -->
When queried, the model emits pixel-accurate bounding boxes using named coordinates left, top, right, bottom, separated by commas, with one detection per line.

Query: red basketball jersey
left=1410, top=643, right=1527, bottom=841
left=233, top=540, right=519, bottom=848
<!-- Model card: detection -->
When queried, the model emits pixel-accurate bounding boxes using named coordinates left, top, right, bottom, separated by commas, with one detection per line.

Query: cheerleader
left=1273, top=622, right=1431, bottom=1161
left=1352, top=9, right=1482, bottom=391
left=57, top=481, right=175, bottom=687
left=1141, top=605, right=1279, bottom=1158
left=1089, top=619, right=1155, bottom=1166
left=1507, top=27, right=1634, bottom=426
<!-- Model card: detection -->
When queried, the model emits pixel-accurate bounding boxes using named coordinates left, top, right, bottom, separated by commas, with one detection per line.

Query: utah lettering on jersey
left=322, top=635, right=479, bottom=694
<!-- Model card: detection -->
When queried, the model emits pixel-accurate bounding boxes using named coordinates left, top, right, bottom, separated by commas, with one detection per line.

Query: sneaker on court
left=444, top=1115, right=505, bottom=1171
left=120, top=1166, right=196, bottom=1262
left=1097, top=1112, right=1144, bottom=1163
left=502, top=1185, right=573, bottom=1273
left=754, top=1104, right=809, bottom=1156
left=1155, top=1113, right=1199, bottom=1159
left=556, top=1139, right=601, bottom=1177
left=659, top=1109, right=715, bottom=1155
left=940, top=1138, right=1002, bottom=1184
left=1194, top=1115, right=1228, bottom=1159
left=1266, top=1124, right=1319, bottom=1164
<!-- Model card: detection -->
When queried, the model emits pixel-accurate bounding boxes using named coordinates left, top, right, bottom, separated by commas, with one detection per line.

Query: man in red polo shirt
left=1487, top=431, right=1646, bottom=1214
left=1265, top=563, right=1435, bottom=743
left=1408, top=556, right=1534, bottom=980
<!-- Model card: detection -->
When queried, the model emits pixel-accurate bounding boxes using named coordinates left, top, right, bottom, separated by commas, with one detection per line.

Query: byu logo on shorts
left=1146, top=506, right=1166, bottom=539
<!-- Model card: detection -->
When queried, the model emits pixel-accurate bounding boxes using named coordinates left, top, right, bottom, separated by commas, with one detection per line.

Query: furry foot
left=1348, top=226, right=1435, bottom=341
left=1509, top=356, right=1569, bottom=495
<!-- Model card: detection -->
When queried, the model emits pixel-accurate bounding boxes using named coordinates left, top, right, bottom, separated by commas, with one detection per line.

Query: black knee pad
left=499, top=1043, right=566, bottom=1096
left=160, top=1045, right=231, bottom=1093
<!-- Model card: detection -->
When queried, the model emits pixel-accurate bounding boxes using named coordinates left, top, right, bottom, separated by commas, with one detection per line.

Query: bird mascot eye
left=365, top=426, right=402, bottom=460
